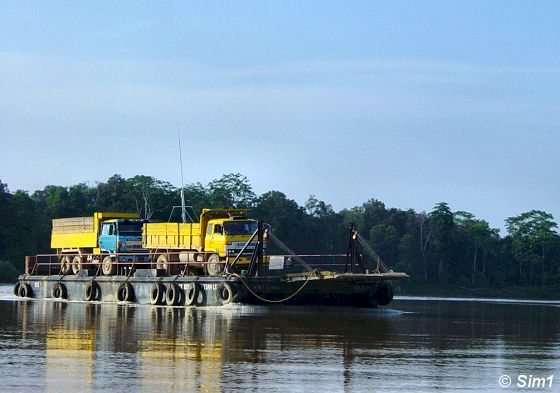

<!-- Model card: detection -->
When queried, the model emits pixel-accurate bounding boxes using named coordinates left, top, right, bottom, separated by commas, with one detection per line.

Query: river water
left=0, top=284, right=559, bottom=392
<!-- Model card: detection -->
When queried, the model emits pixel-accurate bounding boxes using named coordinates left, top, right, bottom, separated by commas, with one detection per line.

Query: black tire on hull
left=18, top=283, right=33, bottom=298
left=184, top=282, right=200, bottom=306
left=165, top=283, right=183, bottom=306
left=51, top=283, right=67, bottom=299
left=216, top=282, right=237, bottom=305
left=85, top=281, right=101, bottom=301
left=13, top=282, right=21, bottom=297
left=150, top=282, right=166, bottom=305
left=117, top=282, right=134, bottom=302
left=376, top=282, right=394, bottom=306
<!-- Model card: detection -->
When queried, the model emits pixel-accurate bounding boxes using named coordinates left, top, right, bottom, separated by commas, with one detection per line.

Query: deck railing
left=24, top=252, right=354, bottom=277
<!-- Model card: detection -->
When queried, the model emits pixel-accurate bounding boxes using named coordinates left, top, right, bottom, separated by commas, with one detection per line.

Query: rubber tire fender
left=18, top=283, right=33, bottom=298
left=13, top=281, right=21, bottom=297
left=376, top=283, right=394, bottom=306
left=216, top=282, right=237, bottom=305
left=117, top=282, right=134, bottom=302
left=150, top=282, right=166, bottom=305
left=51, top=283, right=67, bottom=299
left=85, top=281, right=101, bottom=301
left=165, top=283, right=182, bottom=306
left=184, top=282, right=200, bottom=306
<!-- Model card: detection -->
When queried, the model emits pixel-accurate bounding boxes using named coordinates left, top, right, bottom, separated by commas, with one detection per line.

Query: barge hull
left=15, top=271, right=402, bottom=307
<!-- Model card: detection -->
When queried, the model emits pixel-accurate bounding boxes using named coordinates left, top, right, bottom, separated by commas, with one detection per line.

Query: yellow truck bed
left=143, top=222, right=202, bottom=251
left=51, top=212, right=140, bottom=250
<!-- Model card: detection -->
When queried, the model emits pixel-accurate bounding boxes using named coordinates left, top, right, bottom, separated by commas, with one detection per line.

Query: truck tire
left=102, top=256, right=116, bottom=276
left=184, top=282, right=200, bottom=306
left=60, top=255, right=71, bottom=275
left=165, top=283, right=182, bottom=306
left=207, top=254, right=224, bottom=277
left=156, top=254, right=168, bottom=271
left=71, top=255, right=83, bottom=275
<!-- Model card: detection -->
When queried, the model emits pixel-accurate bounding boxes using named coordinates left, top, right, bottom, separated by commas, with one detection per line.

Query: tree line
left=0, top=173, right=559, bottom=295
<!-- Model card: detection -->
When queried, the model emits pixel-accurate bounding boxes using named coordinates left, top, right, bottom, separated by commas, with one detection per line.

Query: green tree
left=125, top=175, right=176, bottom=219
left=252, top=191, right=310, bottom=253
left=396, top=233, right=422, bottom=280
left=369, top=224, right=399, bottom=262
left=95, top=174, right=132, bottom=211
left=0, top=181, right=11, bottom=262
left=429, top=202, right=455, bottom=281
left=506, top=210, right=558, bottom=286
left=305, top=195, right=334, bottom=218
left=208, top=173, right=256, bottom=208
left=454, top=211, right=498, bottom=284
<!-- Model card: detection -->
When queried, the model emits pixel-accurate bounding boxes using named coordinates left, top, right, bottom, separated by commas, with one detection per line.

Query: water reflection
left=1, top=296, right=560, bottom=392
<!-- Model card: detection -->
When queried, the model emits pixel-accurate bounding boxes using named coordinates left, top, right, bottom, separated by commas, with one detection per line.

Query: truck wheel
left=207, top=254, right=224, bottom=277
left=71, top=255, right=83, bottom=275
left=102, top=256, right=116, bottom=276
left=156, top=254, right=168, bottom=271
left=60, top=255, right=71, bottom=275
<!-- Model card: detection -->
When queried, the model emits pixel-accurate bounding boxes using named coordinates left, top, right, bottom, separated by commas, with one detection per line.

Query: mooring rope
left=229, top=271, right=316, bottom=303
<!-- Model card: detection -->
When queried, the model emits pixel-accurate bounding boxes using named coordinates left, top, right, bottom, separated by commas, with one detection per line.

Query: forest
left=1, top=173, right=559, bottom=298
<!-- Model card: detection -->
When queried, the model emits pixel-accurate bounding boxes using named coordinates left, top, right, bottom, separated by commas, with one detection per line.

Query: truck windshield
left=223, top=221, right=257, bottom=236
left=118, top=223, right=143, bottom=236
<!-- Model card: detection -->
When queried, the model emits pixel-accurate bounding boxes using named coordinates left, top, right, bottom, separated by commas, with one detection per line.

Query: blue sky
left=1, top=1, right=559, bottom=232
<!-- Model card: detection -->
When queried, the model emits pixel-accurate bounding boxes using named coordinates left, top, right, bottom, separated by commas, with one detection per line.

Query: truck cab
left=205, top=218, right=259, bottom=260
left=98, top=219, right=147, bottom=255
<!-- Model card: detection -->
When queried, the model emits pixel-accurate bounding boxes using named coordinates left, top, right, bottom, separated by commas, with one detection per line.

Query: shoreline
left=397, top=283, right=560, bottom=301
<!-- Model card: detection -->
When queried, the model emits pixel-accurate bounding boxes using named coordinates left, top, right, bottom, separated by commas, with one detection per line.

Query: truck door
left=206, top=223, right=225, bottom=256
left=99, top=222, right=117, bottom=253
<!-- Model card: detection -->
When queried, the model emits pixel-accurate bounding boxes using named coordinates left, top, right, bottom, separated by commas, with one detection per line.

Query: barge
left=13, top=270, right=406, bottom=307
left=13, top=210, right=408, bottom=307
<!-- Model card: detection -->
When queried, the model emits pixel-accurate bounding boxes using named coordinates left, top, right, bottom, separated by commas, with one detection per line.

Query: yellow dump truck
left=143, top=209, right=260, bottom=276
left=51, top=212, right=145, bottom=275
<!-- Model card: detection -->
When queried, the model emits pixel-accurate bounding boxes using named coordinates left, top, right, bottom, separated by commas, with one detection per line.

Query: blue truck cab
left=98, top=219, right=147, bottom=259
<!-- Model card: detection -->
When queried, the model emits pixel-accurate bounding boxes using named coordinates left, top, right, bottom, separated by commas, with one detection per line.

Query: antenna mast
left=177, top=125, right=187, bottom=223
